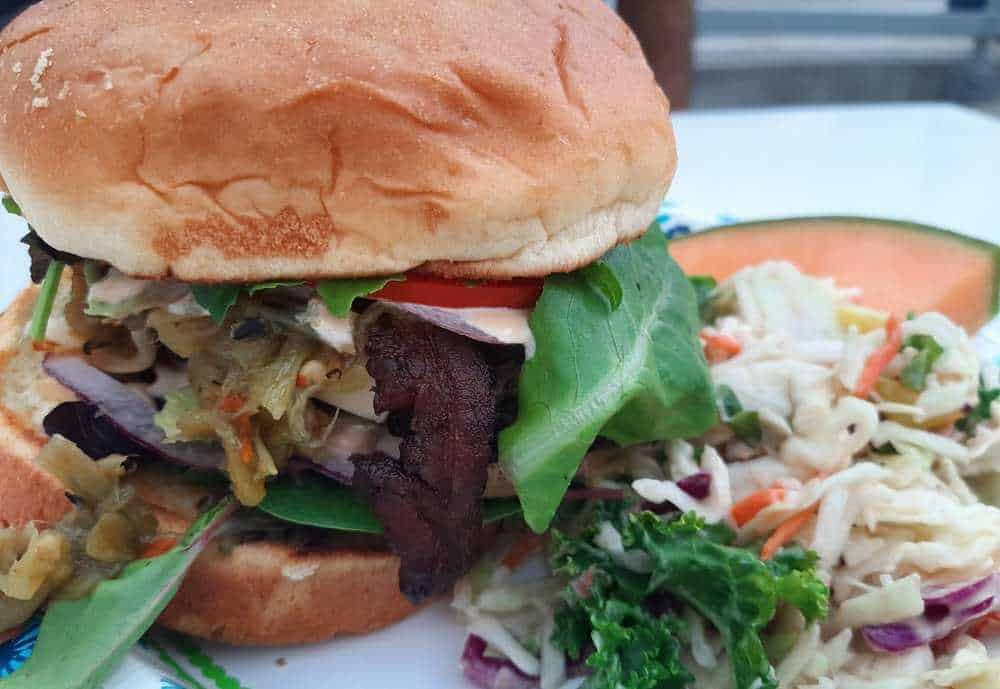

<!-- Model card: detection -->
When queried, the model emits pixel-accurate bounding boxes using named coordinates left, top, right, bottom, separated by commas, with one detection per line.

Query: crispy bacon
left=352, top=313, right=499, bottom=602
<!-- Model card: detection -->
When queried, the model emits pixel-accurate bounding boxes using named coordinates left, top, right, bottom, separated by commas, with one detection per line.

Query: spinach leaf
left=900, top=334, right=944, bottom=391
left=579, top=261, right=623, bottom=311
left=688, top=275, right=718, bottom=325
left=500, top=226, right=717, bottom=533
left=190, top=285, right=242, bottom=325
left=316, top=276, right=405, bottom=317
left=28, top=261, right=64, bottom=342
left=0, top=498, right=236, bottom=689
left=247, top=280, right=305, bottom=295
left=258, top=474, right=521, bottom=532
left=957, top=385, right=1000, bottom=436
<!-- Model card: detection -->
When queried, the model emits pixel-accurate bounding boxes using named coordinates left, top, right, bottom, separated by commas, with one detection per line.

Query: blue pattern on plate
left=160, top=679, right=189, bottom=689
left=0, top=617, right=39, bottom=677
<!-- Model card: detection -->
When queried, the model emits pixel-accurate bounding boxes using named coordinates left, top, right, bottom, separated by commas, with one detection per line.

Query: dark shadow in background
left=0, top=2, right=33, bottom=29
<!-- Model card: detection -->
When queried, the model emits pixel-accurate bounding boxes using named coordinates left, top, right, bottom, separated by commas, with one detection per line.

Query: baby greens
left=500, top=226, right=717, bottom=532
left=258, top=474, right=521, bottom=532
left=190, top=284, right=242, bottom=325
left=316, top=275, right=405, bottom=316
left=0, top=498, right=236, bottom=689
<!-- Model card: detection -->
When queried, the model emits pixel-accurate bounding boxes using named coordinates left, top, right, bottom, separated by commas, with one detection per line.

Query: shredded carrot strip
left=731, top=486, right=787, bottom=527
left=503, top=532, right=545, bottom=570
left=31, top=340, right=57, bottom=353
left=761, top=504, right=819, bottom=560
left=140, top=536, right=177, bottom=559
left=702, top=329, right=742, bottom=363
left=853, top=316, right=902, bottom=398
left=219, top=393, right=247, bottom=414
left=234, top=414, right=255, bottom=465
left=295, top=374, right=309, bottom=388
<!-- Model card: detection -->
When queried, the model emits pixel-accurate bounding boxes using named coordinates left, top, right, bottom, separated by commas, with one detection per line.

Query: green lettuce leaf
left=500, top=226, right=717, bottom=532
left=0, top=498, right=235, bottom=689
left=579, top=260, right=623, bottom=311
left=315, top=275, right=405, bottom=317
left=258, top=473, right=521, bottom=532
left=190, top=285, right=241, bottom=325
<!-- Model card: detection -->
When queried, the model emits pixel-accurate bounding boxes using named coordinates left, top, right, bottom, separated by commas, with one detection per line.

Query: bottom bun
left=0, top=285, right=416, bottom=646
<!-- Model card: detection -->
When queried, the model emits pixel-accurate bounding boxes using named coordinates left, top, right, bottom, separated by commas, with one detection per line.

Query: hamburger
left=0, top=0, right=714, bottom=662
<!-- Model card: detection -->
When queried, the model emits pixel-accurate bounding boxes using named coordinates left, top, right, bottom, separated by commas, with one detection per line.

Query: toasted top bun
left=0, top=0, right=675, bottom=282
left=0, top=286, right=415, bottom=645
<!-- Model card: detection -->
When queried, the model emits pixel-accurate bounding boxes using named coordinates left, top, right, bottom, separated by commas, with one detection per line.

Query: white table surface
left=667, top=102, right=1000, bottom=242
left=0, top=102, right=998, bottom=689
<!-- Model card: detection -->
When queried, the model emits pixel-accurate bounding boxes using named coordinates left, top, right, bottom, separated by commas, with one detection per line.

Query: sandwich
left=5, top=5, right=999, bottom=689
left=0, top=0, right=715, bottom=655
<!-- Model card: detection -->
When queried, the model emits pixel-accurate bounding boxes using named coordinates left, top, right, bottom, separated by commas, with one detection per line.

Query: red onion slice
left=461, top=635, right=538, bottom=689
left=43, top=355, right=224, bottom=471
left=862, top=573, right=999, bottom=652
left=677, top=472, right=712, bottom=500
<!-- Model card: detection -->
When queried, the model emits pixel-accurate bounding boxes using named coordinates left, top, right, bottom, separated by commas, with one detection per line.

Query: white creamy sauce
left=453, top=307, right=535, bottom=355
left=87, top=268, right=150, bottom=305
left=314, top=384, right=384, bottom=423
left=165, top=292, right=209, bottom=318
left=300, top=298, right=356, bottom=355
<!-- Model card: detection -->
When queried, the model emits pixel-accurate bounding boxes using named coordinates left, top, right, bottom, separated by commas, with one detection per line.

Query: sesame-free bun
left=0, top=0, right=675, bottom=282
left=0, top=286, right=415, bottom=645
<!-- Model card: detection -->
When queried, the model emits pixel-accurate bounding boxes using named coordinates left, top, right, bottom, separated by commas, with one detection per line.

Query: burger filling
left=15, top=216, right=718, bottom=605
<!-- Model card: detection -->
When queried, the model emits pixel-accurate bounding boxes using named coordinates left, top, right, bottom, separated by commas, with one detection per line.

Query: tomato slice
left=370, top=274, right=543, bottom=309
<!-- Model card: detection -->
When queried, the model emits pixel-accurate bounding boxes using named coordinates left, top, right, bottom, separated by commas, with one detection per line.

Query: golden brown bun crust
left=135, top=474, right=416, bottom=646
left=0, top=0, right=674, bottom=281
left=0, top=288, right=416, bottom=644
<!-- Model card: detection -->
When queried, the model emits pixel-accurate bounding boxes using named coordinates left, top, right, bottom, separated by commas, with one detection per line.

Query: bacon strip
left=352, top=313, right=498, bottom=602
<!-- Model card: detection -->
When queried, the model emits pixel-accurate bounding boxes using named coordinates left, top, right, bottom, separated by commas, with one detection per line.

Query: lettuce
left=551, top=511, right=830, bottom=689
left=315, top=275, right=404, bottom=316
left=190, top=284, right=242, bottom=325
left=500, top=226, right=717, bottom=532
left=0, top=498, right=236, bottom=689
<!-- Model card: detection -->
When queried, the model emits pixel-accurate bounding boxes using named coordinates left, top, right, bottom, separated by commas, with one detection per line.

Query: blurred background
left=617, top=0, right=1000, bottom=115
left=0, top=0, right=997, bottom=115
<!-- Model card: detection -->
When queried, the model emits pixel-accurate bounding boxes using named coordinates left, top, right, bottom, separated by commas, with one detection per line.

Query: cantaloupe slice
left=670, top=217, right=1000, bottom=332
